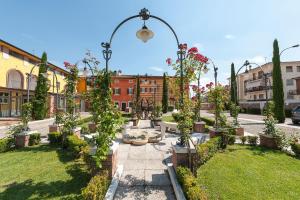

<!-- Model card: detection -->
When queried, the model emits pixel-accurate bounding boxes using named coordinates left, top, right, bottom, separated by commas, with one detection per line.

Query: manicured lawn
left=162, top=115, right=175, bottom=122
left=0, top=145, right=90, bottom=200
left=197, top=145, right=300, bottom=200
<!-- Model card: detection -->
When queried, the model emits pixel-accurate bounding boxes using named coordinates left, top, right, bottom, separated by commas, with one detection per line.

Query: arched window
left=28, top=75, right=37, bottom=90
left=7, top=70, right=24, bottom=89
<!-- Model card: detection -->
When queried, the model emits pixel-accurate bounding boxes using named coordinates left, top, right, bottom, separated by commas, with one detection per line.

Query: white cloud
left=148, top=66, right=164, bottom=72
left=248, top=55, right=267, bottom=65
left=192, top=43, right=204, bottom=52
left=225, top=34, right=236, bottom=40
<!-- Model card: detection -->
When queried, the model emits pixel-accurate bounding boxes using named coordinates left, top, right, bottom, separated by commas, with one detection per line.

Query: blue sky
left=1, top=0, right=300, bottom=85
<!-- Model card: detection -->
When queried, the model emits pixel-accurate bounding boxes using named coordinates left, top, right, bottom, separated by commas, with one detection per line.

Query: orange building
left=77, top=73, right=180, bottom=112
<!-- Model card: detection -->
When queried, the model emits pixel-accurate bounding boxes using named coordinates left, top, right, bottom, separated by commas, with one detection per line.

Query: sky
left=1, top=0, right=300, bottom=86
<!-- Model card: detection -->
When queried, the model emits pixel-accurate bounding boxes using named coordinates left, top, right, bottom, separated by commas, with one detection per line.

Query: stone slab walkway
left=114, top=120, right=178, bottom=200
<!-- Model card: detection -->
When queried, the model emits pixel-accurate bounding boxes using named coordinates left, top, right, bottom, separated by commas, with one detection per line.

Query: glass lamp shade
left=136, top=25, right=154, bottom=43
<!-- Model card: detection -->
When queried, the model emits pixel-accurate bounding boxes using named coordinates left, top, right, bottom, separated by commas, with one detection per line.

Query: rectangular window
left=286, top=66, right=293, bottom=72
left=129, top=79, right=133, bottom=83
left=114, top=79, right=119, bottom=84
left=297, top=66, right=300, bottom=72
left=141, top=88, right=145, bottom=93
left=128, top=88, right=133, bottom=95
left=286, top=79, right=294, bottom=86
left=128, top=101, right=133, bottom=107
left=149, top=88, right=152, bottom=93
left=145, top=88, right=148, bottom=92
left=259, top=94, right=264, bottom=99
left=0, top=92, right=9, bottom=104
left=258, top=71, right=263, bottom=79
left=114, top=88, right=121, bottom=95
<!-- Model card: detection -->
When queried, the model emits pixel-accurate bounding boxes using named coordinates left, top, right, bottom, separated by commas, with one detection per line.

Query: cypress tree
left=162, top=72, right=169, bottom=113
left=230, top=63, right=237, bottom=104
left=272, top=39, right=285, bottom=123
left=32, top=52, right=49, bottom=120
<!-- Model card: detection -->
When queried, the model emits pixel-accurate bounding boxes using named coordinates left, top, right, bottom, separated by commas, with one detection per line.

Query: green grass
left=0, top=145, right=90, bottom=200
left=197, top=145, right=300, bottom=200
left=162, top=115, right=175, bottom=122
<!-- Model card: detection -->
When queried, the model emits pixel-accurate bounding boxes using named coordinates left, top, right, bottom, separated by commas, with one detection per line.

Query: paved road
left=201, top=110, right=300, bottom=136
left=114, top=120, right=176, bottom=200
left=0, top=112, right=91, bottom=139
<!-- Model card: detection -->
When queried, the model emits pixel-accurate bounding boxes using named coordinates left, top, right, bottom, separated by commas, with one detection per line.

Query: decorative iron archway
left=101, top=8, right=186, bottom=105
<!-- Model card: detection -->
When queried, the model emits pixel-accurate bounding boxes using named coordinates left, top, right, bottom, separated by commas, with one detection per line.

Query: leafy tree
left=272, top=39, right=285, bottom=123
left=230, top=63, right=237, bottom=104
left=32, top=52, right=49, bottom=120
left=162, top=72, right=169, bottom=113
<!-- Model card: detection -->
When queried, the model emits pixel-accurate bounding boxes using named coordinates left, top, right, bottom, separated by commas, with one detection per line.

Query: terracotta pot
left=193, top=121, right=206, bottom=133
left=88, top=122, right=96, bottom=133
left=259, top=134, right=279, bottom=149
left=235, top=127, right=244, bottom=136
left=49, top=124, right=59, bottom=133
left=15, top=135, right=30, bottom=148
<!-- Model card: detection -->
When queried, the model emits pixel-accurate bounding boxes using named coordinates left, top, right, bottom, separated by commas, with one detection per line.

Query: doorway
left=121, top=102, right=127, bottom=111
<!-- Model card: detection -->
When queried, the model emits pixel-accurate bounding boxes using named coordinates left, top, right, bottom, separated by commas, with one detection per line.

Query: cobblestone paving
left=114, top=120, right=177, bottom=200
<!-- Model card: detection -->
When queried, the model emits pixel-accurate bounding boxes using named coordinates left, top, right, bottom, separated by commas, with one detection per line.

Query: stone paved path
left=114, top=120, right=178, bottom=200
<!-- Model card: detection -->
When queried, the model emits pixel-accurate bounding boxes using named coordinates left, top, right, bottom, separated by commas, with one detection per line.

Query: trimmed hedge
left=81, top=170, right=110, bottom=200
left=291, top=143, right=300, bottom=158
left=0, top=137, right=14, bottom=153
left=240, top=107, right=261, bottom=115
left=29, top=133, right=41, bottom=146
left=176, top=166, right=208, bottom=200
left=77, top=116, right=93, bottom=125
left=195, top=137, right=222, bottom=167
left=66, top=135, right=88, bottom=157
left=168, top=106, right=175, bottom=112
left=48, top=132, right=62, bottom=145
left=247, top=136, right=258, bottom=146
left=200, top=117, right=215, bottom=126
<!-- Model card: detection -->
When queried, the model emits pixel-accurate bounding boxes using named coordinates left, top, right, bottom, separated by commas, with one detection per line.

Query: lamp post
left=234, top=60, right=250, bottom=104
left=27, top=62, right=48, bottom=102
left=101, top=8, right=185, bottom=107
left=280, top=44, right=299, bottom=56
left=208, top=58, right=218, bottom=128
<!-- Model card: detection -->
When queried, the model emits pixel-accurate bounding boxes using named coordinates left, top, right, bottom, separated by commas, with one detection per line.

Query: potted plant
left=259, top=102, right=283, bottom=149
left=151, top=105, right=162, bottom=127
left=49, top=108, right=64, bottom=133
left=230, top=103, right=244, bottom=136
left=13, top=103, right=32, bottom=147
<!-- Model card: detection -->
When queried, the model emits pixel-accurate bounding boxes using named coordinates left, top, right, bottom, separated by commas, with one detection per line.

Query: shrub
left=176, top=166, right=207, bottom=200
left=240, top=136, right=247, bottom=144
left=172, top=112, right=180, bottom=122
left=81, top=171, right=110, bottom=200
left=48, top=132, right=62, bottom=145
left=29, top=133, right=41, bottom=146
left=247, top=136, right=258, bottom=146
left=66, top=135, right=88, bottom=157
left=291, top=143, right=300, bottom=158
left=168, top=106, right=174, bottom=112
left=81, top=125, right=90, bottom=135
left=200, top=117, right=215, bottom=126
left=77, top=116, right=93, bottom=125
left=195, top=137, right=221, bottom=167
left=0, top=137, right=14, bottom=153
left=227, top=135, right=236, bottom=145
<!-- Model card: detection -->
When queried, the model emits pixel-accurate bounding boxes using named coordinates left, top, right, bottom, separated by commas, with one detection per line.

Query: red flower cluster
left=194, top=53, right=208, bottom=63
left=206, top=82, right=214, bottom=88
left=166, top=58, right=172, bottom=65
left=64, top=61, right=71, bottom=67
left=188, top=47, right=198, bottom=54
left=179, top=43, right=187, bottom=50
left=191, top=85, right=206, bottom=94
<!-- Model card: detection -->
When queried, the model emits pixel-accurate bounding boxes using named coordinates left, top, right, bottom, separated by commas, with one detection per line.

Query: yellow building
left=0, top=39, right=69, bottom=118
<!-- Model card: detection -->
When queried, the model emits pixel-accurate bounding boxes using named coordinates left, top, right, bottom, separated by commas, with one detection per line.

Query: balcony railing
left=288, top=90, right=300, bottom=95
left=245, top=86, right=272, bottom=93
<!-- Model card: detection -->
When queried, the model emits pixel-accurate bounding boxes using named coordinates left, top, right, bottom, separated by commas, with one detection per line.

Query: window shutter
left=113, top=88, right=115, bottom=94
left=119, top=88, right=121, bottom=94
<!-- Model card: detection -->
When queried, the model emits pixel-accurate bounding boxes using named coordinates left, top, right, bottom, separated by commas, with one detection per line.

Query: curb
left=167, top=163, right=186, bottom=200
left=104, top=164, right=123, bottom=200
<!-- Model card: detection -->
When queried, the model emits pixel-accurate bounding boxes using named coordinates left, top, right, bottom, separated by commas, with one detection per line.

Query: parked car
left=291, top=106, right=300, bottom=124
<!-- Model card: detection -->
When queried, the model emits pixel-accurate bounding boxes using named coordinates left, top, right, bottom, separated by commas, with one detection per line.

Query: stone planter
left=132, top=118, right=139, bottom=126
left=193, top=121, right=206, bottom=133
left=73, top=127, right=82, bottom=139
left=49, top=124, right=60, bottom=133
left=15, top=130, right=38, bottom=148
left=90, top=142, right=119, bottom=178
left=172, top=139, right=197, bottom=171
left=259, top=134, right=279, bottom=149
left=88, top=122, right=96, bottom=133
left=209, top=128, right=223, bottom=138
left=235, top=127, right=244, bottom=136
left=152, top=118, right=162, bottom=126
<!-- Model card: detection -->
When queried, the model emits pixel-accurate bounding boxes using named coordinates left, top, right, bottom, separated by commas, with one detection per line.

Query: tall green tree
left=32, top=52, right=49, bottom=120
left=162, top=72, right=169, bottom=113
left=230, top=63, right=237, bottom=104
left=133, top=75, right=141, bottom=118
left=272, top=39, right=285, bottom=123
